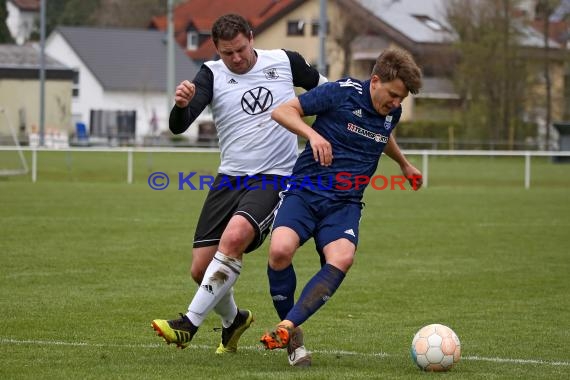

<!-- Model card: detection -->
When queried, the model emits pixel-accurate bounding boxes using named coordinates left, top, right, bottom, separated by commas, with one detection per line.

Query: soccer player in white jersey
left=259, top=47, right=423, bottom=365
left=151, top=14, right=326, bottom=366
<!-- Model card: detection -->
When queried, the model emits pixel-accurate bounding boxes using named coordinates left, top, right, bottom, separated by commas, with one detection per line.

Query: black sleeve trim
left=169, top=65, right=214, bottom=134
left=284, top=49, right=321, bottom=91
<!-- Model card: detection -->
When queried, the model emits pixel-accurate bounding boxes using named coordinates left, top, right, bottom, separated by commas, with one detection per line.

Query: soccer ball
left=410, top=323, right=461, bottom=372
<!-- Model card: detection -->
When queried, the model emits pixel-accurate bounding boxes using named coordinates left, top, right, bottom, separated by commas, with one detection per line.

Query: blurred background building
left=1, top=0, right=569, bottom=149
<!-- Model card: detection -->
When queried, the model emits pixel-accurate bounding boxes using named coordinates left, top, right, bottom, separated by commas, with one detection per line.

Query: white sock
left=213, top=287, right=238, bottom=328
left=186, top=251, right=241, bottom=326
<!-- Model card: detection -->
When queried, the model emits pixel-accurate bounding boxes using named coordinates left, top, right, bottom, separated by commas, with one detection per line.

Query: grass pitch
left=0, top=151, right=569, bottom=379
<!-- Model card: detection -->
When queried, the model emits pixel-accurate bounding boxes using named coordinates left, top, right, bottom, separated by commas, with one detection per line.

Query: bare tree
left=329, top=0, right=383, bottom=77
left=42, top=0, right=170, bottom=32
left=0, top=1, right=14, bottom=43
left=330, top=10, right=361, bottom=77
left=92, top=0, right=167, bottom=28
left=445, top=0, right=529, bottom=148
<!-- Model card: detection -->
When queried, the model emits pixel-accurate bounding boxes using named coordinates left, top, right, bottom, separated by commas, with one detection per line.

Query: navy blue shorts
left=272, top=192, right=362, bottom=253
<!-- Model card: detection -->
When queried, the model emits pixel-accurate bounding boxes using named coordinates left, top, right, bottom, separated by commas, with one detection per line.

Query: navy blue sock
left=268, top=264, right=296, bottom=320
left=286, top=263, right=346, bottom=326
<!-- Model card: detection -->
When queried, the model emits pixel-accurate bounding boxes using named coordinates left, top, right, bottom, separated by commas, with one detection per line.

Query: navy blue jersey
left=288, top=77, right=402, bottom=202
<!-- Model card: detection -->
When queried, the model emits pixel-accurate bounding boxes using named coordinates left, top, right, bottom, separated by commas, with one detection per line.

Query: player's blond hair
left=372, top=47, right=422, bottom=95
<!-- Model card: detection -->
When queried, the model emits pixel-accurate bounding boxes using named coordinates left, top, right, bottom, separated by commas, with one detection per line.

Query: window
left=187, top=31, right=199, bottom=50
left=412, top=15, right=448, bottom=32
left=72, top=70, right=79, bottom=97
left=287, top=20, right=305, bottom=36
left=311, top=20, right=329, bottom=36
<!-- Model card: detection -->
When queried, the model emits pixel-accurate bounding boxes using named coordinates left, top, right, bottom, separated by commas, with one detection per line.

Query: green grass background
left=0, top=151, right=569, bottom=379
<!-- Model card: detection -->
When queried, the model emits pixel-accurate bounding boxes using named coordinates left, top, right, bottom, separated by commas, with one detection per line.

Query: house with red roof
left=150, top=0, right=568, bottom=130
left=149, top=0, right=303, bottom=63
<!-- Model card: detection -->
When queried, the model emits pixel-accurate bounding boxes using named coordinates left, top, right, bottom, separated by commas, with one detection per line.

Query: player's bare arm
left=384, top=135, right=422, bottom=190
left=272, top=98, right=333, bottom=166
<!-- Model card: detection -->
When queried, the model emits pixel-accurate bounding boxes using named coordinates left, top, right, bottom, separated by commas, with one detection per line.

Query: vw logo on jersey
left=242, top=87, right=273, bottom=115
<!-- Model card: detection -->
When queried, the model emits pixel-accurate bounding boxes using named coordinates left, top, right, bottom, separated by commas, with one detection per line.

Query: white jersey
left=204, top=49, right=299, bottom=176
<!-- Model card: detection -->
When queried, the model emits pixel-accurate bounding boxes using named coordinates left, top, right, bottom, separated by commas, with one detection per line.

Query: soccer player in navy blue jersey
left=260, top=47, right=423, bottom=363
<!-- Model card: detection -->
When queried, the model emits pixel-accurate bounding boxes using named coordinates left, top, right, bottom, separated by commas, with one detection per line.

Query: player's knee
left=220, top=226, right=253, bottom=253
left=327, top=251, right=354, bottom=273
left=269, top=242, right=295, bottom=269
left=190, top=265, right=205, bottom=284
left=339, top=256, right=354, bottom=272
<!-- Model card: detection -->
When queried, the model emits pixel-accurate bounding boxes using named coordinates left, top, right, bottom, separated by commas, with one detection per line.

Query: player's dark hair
left=372, top=47, right=422, bottom=94
left=211, top=14, right=252, bottom=46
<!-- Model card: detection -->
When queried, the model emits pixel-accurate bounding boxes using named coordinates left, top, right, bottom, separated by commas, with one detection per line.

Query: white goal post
left=0, top=107, right=29, bottom=176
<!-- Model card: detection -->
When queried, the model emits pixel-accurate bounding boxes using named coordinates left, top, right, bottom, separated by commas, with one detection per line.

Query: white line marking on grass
left=312, top=349, right=390, bottom=358
left=2, top=338, right=569, bottom=367
left=0, top=338, right=192, bottom=350
left=5, top=269, right=97, bottom=279
left=465, top=355, right=570, bottom=366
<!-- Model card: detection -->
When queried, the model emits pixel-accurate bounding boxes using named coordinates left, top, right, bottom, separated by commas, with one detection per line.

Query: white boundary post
left=32, top=148, right=37, bottom=183
left=524, top=152, right=531, bottom=190
left=127, top=148, right=133, bottom=184
left=422, top=150, right=429, bottom=188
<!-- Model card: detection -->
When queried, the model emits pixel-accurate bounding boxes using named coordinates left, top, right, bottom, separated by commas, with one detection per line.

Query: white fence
left=1, top=146, right=570, bottom=189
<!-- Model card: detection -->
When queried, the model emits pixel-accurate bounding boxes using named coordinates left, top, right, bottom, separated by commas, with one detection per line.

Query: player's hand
left=401, top=163, right=422, bottom=190
left=174, top=80, right=195, bottom=108
left=309, top=134, right=333, bottom=166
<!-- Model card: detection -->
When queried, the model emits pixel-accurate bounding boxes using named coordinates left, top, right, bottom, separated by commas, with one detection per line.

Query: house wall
left=45, top=31, right=210, bottom=144
left=0, top=77, right=72, bottom=136
left=46, top=32, right=104, bottom=129
left=254, top=0, right=345, bottom=80
left=518, top=0, right=537, bottom=19
left=101, top=91, right=211, bottom=142
left=253, top=0, right=415, bottom=121
left=527, top=60, right=567, bottom=122
left=548, top=63, right=566, bottom=122
left=6, top=1, right=38, bottom=45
